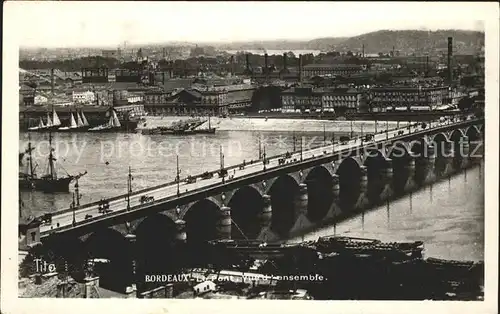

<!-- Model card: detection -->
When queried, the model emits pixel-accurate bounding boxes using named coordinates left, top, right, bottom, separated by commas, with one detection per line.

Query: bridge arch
left=388, top=143, right=412, bottom=195
left=465, top=126, right=480, bottom=142
left=228, top=185, right=264, bottom=240
left=363, top=149, right=389, bottom=178
left=135, top=213, right=180, bottom=291
left=268, top=174, right=301, bottom=237
left=43, top=234, right=86, bottom=281
left=336, top=157, right=362, bottom=210
left=305, top=165, right=334, bottom=222
left=432, top=132, right=449, bottom=158
left=184, top=198, right=221, bottom=244
left=84, top=228, right=132, bottom=292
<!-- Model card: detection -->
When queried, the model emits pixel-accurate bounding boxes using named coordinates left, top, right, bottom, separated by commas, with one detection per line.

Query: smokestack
left=162, top=71, right=165, bottom=84
left=426, top=56, right=429, bottom=77
left=50, top=68, right=54, bottom=95
left=245, top=54, right=250, bottom=71
left=298, top=54, right=303, bottom=83
left=264, top=53, right=269, bottom=75
left=283, top=53, right=288, bottom=70
left=447, top=37, right=453, bottom=85
left=362, top=44, right=365, bottom=58
left=230, top=55, right=234, bottom=76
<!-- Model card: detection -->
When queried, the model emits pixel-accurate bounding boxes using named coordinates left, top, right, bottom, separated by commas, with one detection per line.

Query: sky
left=5, top=1, right=492, bottom=48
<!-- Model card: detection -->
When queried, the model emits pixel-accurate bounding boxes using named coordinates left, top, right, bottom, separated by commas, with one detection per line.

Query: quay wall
left=140, top=116, right=411, bottom=133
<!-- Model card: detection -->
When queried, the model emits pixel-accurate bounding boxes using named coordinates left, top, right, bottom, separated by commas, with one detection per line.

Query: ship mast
left=27, top=135, right=35, bottom=177
left=48, top=132, right=57, bottom=179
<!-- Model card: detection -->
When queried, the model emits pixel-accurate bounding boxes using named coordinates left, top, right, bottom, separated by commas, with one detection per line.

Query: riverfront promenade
left=39, top=115, right=476, bottom=236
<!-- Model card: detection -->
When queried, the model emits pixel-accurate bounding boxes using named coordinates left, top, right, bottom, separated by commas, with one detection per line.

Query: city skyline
left=6, top=1, right=489, bottom=48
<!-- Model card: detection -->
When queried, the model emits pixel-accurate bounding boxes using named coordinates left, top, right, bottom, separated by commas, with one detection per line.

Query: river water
left=19, top=128, right=484, bottom=262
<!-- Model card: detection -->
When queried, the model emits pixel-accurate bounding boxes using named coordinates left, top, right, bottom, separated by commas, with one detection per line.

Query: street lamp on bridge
left=176, top=155, right=181, bottom=197
left=74, top=178, right=81, bottom=207
left=220, top=145, right=225, bottom=184
left=262, top=145, right=267, bottom=171
left=126, top=166, right=133, bottom=211
left=300, top=136, right=303, bottom=162
left=71, top=192, right=76, bottom=226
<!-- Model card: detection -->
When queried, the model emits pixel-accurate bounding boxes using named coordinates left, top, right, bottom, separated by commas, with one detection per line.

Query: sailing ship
left=88, top=109, right=122, bottom=132
left=19, top=133, right=87, bottom=192
left=58, top=111, right=90, bottom=132
left=27, top=107, right=62, bottom=132
left=194, top=115, right=216, bottom=134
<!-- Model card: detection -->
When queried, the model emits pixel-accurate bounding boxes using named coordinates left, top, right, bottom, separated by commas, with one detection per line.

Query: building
left=19, top=216, right=41, bottom=251
left=102, top=49, right=121, bottom=59
left=72, top=90, right=96, bottom=104
left=301, top=64, right=365, bottom=79
left=369, top=85, right=450, bottom=112
left=281, top=86, right=323, bottom=113
left=127, top=93, right=144, bottom=104
left=193, top=281, right=216, bottom=296
left=321, top=88, right=366, bottom=114
left=114, top=104, right=145, bottom=116
left=34, top=95, right=48, bottom=105
left=281, top=86, right=366, bottom=114
left=145, top=84, right=255, bottom=116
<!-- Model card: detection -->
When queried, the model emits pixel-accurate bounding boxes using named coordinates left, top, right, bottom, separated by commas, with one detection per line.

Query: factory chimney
left=425, top=56, right=429, bottom=77
left=362, top=44, right=365, bottom=58
left=162, top=71, right=165, bottom=84
left=245, top=54, right=250, bottom=71
left=50, top=68, right=54, bottom=95
left=264, top=53, right=269, bottom=75
left=283, top=53, right=288, bottom=71
left=447, top=37, right=453, bottom=85
left=230, top=55, right=234, bottom=76
left=298, top=54, right=303, bottom=83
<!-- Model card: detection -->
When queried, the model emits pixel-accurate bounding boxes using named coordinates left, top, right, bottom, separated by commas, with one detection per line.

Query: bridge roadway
left=40, top=116, right=471, bottom=236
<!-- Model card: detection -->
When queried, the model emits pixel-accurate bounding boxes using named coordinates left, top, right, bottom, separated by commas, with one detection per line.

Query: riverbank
left=140, top=116, right=409, bottom=133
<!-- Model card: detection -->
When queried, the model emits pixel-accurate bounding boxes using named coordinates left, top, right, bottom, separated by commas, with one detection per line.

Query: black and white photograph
left=1, top=1, right=498, bottom=313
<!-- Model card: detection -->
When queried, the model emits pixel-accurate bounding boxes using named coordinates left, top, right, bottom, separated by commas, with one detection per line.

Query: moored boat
left=27, top=107, right=62, bottom=132
left=57, top=111, right=90, bottom=132
left=88, top=109, right=122, bottom=132
left=19, top=132, right=87, bottom=192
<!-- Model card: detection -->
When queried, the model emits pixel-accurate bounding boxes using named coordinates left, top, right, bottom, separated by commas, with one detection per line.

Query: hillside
left=326, top=30, right=484, bottom=54
left=207, top=30, right=483, bottom=55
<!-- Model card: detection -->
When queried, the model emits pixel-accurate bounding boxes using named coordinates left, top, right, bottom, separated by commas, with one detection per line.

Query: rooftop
left=303, top=64, right=363, bottom=69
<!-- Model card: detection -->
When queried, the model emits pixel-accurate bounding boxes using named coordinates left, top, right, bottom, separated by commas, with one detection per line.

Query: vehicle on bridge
left=85, top=214, right=93, bottom=220
left=218, top=169, right=228, bottom=178
left=201, top=171, right=214, bottom=180
left=39, top=213, right=52, bottom=225
left=363, top=134, right=374, bottom=142
left=98, top=199, right=112, bottom=214
left=278, top=158, right=286, bottom=165
left=340, top=136, right=350, bottom=144
left=139, top=195, right=155, bottom=204
left=185, top=176, right=196, bottom=184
